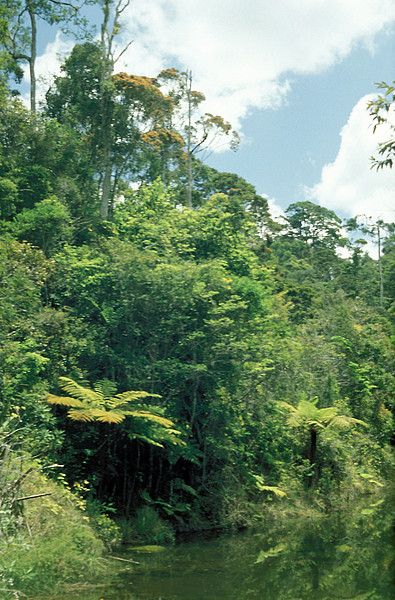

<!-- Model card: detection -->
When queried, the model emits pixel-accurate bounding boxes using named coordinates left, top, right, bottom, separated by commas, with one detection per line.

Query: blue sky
left=207, top=32, right=395, bottom=215
left=24, top=0, right=395, bottom=224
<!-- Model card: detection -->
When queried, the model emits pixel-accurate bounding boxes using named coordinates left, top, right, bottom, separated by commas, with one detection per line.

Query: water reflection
left=43, top=501, right=394, bottom=600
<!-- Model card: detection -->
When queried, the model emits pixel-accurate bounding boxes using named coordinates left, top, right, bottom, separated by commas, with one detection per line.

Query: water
left=40, top=501, right=394, bottom=600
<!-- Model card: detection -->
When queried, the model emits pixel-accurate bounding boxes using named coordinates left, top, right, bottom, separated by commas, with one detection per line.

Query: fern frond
left=329, top=415, right=368, bottom=429
left=67, top=409, right=97, bottom=422
left=286, top=412, right=304, bottom=428
left=278, top=401, right=297, bottom=412
left=258, top=485, right=287, bottom=498
left=46, top=394, right=84, bottom=408
left=130, top=434, right=164, bottom=447
left=114, top=391, right=161, bottom=403
left=94, top=379, right=118, bottom=399
left=95, top=411, right=125, bottom=424
left=317, top=407, right=338, bottom=423
left=126, top=410, right=175, bottom=428
left=58, top=377, right=99, bottom=404
left=298, top=400, right=319, bottom=419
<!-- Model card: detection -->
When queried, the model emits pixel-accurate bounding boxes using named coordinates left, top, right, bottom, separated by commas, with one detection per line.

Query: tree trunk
left=186, top=71, right=192, bottom=207
left=308, top=428, right=317, bottom=487
left=27, top=1, right=36, bottom=114
left=99, top=0, right=114, bottom=220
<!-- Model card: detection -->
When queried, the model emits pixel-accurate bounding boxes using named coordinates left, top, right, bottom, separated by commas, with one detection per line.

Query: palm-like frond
left=58, top=377, right=99, bottom=404
left=130, top=434, right=165, bottom=448
left=125, top=410, right=175, bottom=428
left=46, top=394, right=84, bottom=408
left=47, top=377, right=184, bottom=446
left=114, top=391, right=161, bottom=403
left=316, top=406, right=339, bottom=424
left=329, top=415, right=368, bottom=429
left=280, top=398, right=367, bottom=431
left=68, top=409, right=99, bottom=422
left=94, top=379, right=118, bottom=400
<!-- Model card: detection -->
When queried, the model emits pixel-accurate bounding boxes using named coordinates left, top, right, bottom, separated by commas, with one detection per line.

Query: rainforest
left=0, top=2, right=394, bottom=599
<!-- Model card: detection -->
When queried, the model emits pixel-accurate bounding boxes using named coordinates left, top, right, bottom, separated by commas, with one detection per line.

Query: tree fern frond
left=278, top=401, right=297, bottom=412
left=95, top=411, right=125, bottom=424
left=46, top=394, right=84, bottom=408
left=317, top=407, right=339, bottom=423
left=298, top=399, right=319, bottom=419
left=329, top=415, right=368, bottom=429
left=130, top=434, right=164, bottom=447
left=127, top=410, right=175, bottom=428
left=48, top=377, right=185, bottom=447
left=67, top=409, right=97, bottom=422
left=114, top=391, right=161, bottom=403
left=94, top=379, right=118, bottom=399
left=286, top=412, right=304, bottom=428
left=58, top=377, right=99, bottom=404
left=258, top=485, right=287, bottom=498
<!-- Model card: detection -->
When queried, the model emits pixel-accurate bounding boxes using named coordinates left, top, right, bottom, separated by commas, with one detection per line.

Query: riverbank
left=1, top=449, right=392, bottom=600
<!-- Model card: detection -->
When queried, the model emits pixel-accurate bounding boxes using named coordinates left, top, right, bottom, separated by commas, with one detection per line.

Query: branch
left=107, top=555, right=140, bottom=565
left=17, top=493, right=52, bottom=502
left=47, top=0, right=79, bottom=9
left=191, top=132, right=208, bottom=154
left=114, top=40, right=133, bottom=64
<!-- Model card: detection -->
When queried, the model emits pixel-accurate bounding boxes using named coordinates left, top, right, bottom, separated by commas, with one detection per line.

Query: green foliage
left=47, top=377, right=182, bottom=446
left=125, top=506, right=175, bottom=545
left=367, top=81, right=395, bottom=170
left=0, top=19, right=394, bottom=588
left=0, top=464, right=105, bottom=596
left=279, top=398, right=367, bottom=431
left=10, top=196, right=73, bottom=255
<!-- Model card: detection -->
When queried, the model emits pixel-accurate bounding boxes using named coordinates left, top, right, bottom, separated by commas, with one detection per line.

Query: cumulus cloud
left=22, top=32, right=74, bottom=107
left=115, top=0, right=395, bottom=127
left=267, top=196, right=286, bottom=221
left=31, top=1, right=395, bottom=130
left=307, top=95, right=395, bottom=222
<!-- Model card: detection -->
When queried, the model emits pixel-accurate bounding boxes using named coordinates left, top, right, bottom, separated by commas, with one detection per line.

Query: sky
left=25, top=0, right=395, bottom=225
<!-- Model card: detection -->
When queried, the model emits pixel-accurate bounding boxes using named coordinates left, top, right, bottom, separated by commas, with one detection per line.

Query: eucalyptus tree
left=1, top=0, right=88, bottom=113
left=45, top=42, right=180, bottom=219
left=156, top=68, right=240, bottom=206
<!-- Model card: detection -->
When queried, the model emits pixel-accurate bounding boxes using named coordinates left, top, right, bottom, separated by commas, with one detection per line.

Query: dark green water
left=44, top=502, right=395, bottom=600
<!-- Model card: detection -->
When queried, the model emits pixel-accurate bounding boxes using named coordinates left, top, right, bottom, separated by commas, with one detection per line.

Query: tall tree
left=97, top=0, right=131, bottom=218
left=156, top=68, right=239, bottom=206
left=284, top=201, right=346, bottom=250
left=45, top=42, right=179, bottom=219
left=1, top=0, right=87, bottom=113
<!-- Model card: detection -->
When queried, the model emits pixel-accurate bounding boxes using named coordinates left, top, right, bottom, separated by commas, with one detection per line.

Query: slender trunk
left=189, top=383, right=198, bottom=435
left=308, top=428, right=317, bottom=487
left=378, top=224, right=384, bottom=307
left=100, top=1, right=113, bottom=220
left=27, top=2, right=36, bottom=114
left=186, top=71, right=192, bottom=207
left=101, top=160, right=112, bottom=220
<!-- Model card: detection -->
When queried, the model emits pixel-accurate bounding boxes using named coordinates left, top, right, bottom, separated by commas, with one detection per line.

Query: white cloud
left=307, top=95, right=395, bottom=222
left=115, top=0, right=395, bottom=127
left=22, top=32, right=74, bottom=107
left=30, top=1, right=395, bottom=131
left=267, top=196, right=286, bottom=221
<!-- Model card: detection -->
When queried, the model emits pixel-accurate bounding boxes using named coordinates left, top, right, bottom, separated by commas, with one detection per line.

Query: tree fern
left=46, top=377, right=184, bottom=446
left=279, top=397, right=367, bottom=486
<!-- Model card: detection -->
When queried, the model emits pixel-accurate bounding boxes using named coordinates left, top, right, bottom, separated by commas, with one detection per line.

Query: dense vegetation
left=0, top=2, right=394, bottom=597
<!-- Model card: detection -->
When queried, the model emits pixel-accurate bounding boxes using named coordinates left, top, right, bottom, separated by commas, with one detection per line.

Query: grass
left=0, top=463, right=107, bottom=598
